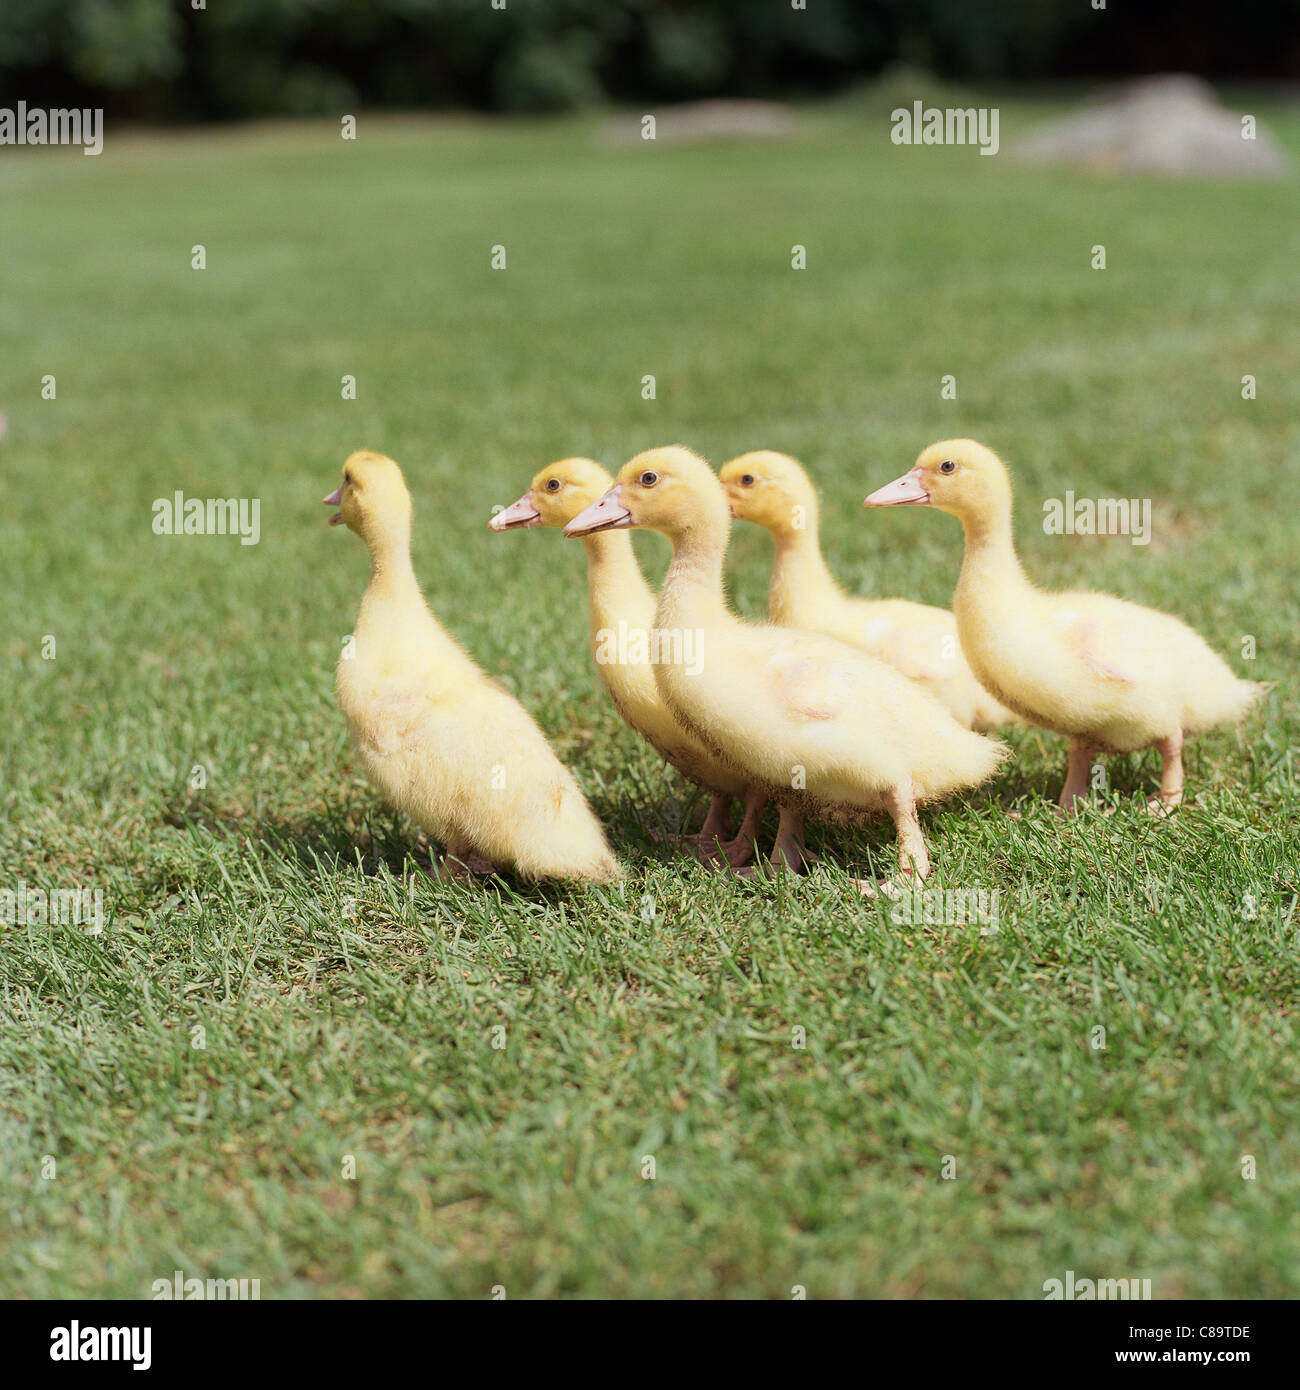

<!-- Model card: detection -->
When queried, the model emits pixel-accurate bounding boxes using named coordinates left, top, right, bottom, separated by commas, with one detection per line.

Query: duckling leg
left=694, top=793, right=737, bottom=857
left=886, top=781, right=930, bottom=880
left=1055, top=738, right=1097, bottom=815
left=433, top=840, right=502, bottom=880
left=769, top=805, right=820, bottom=873
left=646, top=793, right=733, bottom=857
left=703, top=787, right=766, bottom=869
left=1147, top=729, right=1184, bottom=815
left=844, top=785, right=928, bottom=899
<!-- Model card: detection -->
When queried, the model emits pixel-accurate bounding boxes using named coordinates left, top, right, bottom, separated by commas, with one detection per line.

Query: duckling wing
left=879, top=624, right=957, bottom=683
left=1052, top=609, right=1138, bottom=685
left=769, top=653, right=848, bottom=722
left=741, top=632, right=997, bottom=802
left=853, top=601, right=957, bottom=683
left=764, top=642, right=911, bottom=730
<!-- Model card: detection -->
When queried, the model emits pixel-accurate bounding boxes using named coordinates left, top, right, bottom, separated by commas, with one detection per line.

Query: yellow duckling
left=719, top=450, right=1017, bottom=731
left=865, top=440, right=1267, bottom=814
left=489, top=457, right=764, bottom=866
left=565, top=447, right=1007, bottom=891
left=324, top=449, right=621, bottom=883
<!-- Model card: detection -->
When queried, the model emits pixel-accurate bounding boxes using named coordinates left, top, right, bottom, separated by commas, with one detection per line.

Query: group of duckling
left=324, top=441, right=1264, bottom=896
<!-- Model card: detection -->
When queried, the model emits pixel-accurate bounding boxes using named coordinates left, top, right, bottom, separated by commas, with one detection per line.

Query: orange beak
left=489, top=489, right=542, bottom=531
left=565, top=485, right=632, bottom=537
left=323, top=483, right=344, bottom=526
left=864, top=468, right=929, bottom=507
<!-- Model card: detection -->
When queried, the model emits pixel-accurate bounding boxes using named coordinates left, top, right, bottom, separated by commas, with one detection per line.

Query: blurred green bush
left=0, top=0, right=1293, bottom=119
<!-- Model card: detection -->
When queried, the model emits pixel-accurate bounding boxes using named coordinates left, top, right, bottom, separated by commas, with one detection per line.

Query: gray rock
left=1014, top=74, right=1288, bottom=178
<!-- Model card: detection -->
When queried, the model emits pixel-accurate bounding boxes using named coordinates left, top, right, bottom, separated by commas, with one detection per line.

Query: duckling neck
left=769, top=523, right=842, bottom=625
left=581, top=530, right=655, bottom=638
left=955, top=511, right=1032, bottom=615
left=658, top=523, right=730, bottom=630
left=360, top=523, right=420, bottom=606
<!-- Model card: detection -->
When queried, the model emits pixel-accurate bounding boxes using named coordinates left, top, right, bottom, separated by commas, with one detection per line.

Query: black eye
left=344, top=471, right=353, bottom=484
left=740, top=474, right=755, bottom=487
left=939, top=460, right=957, bottom=475
left=545, top=479, right=560, bottom=493
left=639, top=470, right=659, bottom=487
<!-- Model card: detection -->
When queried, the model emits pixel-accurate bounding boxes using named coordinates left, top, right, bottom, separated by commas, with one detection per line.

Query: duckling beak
left=564, top=485, right=633, bottom=537
left=864, top=469, right=929, bottom=507
left=322, top=484, right=344, bottom=526
left=489, top=490, right=542, bottom=531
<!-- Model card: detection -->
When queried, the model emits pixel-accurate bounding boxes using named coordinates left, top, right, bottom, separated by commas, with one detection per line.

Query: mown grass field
left=1, top=88, right=1298, bottom=1299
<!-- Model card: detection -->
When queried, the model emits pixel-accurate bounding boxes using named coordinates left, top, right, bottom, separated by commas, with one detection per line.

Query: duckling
left=719, top=450, right=1017, bottom=731
left=565, top=447, right=1007, bottom=892
left=865, top=440, right=1267, bottom=814
left=489, top=457, right=764, bottom=867
left=325, top=449, right=621, bottom=883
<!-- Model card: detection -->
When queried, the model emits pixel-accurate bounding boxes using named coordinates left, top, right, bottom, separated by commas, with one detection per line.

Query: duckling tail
left=584, top=853, right=625, bottom=885
left=916, top=726, right=1010, bottom=803
left=517, top=842, right=623, bottom=885
left=507, top=783, right=624, bottom=884
left=1184, top=676, right=1272, bottom=735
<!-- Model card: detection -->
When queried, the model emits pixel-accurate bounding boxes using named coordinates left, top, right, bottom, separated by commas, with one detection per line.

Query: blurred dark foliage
left=0, top=0, right=1296, bottom=119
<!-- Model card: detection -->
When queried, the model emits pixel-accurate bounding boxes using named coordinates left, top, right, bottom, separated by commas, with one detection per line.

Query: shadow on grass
left=157, top=789, right=707, bottom=907
left=162, top=793, right=423, bottom=882
left=160, top=747, right=1173, bottom=900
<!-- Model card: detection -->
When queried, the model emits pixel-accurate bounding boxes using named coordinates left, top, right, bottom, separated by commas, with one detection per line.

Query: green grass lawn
left=2, top=90, right=1298, bottom=1299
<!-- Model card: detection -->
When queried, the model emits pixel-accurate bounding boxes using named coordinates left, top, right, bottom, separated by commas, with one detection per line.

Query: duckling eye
left=939, top=460, right=957, bottom=475
left=545, top=479, right=561, bottom=493
left=639, top=470, right=659, bottom=487
left=344, top=471, right=353, bottom=485
left=740, top=474, right=756, bottom=487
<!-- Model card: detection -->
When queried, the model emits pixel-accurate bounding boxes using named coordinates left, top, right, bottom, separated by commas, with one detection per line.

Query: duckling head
left=564, top=446, right=727, bottom=541
left=323, top=449, right=412, bottom=547
left=488, top=457, right=614, bottom=532
left=864, top=439, right=1012, bottom=523
left=719, top=451, right=817, bottom=535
